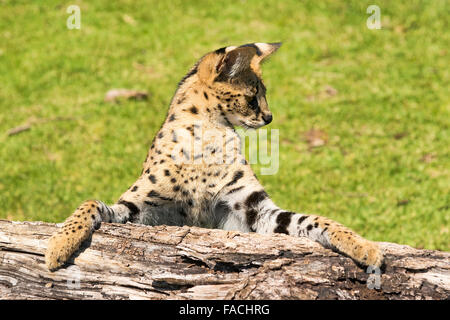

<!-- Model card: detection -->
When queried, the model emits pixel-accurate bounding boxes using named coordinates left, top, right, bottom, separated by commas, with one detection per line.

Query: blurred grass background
left=0, top=0, right=448, bottom=250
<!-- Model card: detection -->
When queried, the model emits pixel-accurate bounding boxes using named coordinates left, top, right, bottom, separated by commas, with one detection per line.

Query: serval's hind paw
left=347, top=238, right=384, bottom=269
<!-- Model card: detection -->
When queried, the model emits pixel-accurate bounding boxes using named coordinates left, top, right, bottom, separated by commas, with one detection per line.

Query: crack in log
left=0, top=246, right=44, bottom=257
left=152, top=280, right=194, bottom=292
left=213, top=261, right=261, bottom=273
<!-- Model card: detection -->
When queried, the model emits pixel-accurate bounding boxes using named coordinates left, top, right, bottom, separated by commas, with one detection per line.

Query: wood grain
left=0, top=219, right=448, bottom=300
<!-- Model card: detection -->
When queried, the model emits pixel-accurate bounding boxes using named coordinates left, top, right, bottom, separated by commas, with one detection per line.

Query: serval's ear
left=252, top=42, right=282, bottom=63
left=197, top=43, right=281, bottom=83
left=215, top=46, right=256, bottom=80
left=197, top=45, right=256, bottom=83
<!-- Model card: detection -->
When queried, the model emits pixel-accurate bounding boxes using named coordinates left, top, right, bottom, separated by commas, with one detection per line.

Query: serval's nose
left=263, top=113, right=273, bottom=124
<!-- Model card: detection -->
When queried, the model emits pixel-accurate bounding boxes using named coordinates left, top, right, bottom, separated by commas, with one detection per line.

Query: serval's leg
left=45, top=200, right=132, bottom=271
left=215, top=182, right=383, bottom=268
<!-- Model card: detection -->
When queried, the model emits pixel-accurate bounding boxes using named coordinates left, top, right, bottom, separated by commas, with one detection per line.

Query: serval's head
left=177, top=43, right=281, bottom=129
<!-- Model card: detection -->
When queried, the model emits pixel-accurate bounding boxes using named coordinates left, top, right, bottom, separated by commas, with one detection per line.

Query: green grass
left=0, top=0, right=448, bottom=250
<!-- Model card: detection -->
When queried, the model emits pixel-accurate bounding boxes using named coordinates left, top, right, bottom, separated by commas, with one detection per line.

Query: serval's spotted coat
left=46, top=43, right=383, bottom=271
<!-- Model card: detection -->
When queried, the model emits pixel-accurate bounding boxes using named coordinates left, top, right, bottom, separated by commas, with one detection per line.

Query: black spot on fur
left=149, top=175, right=157, bottom=184
left=244, top=190, right=268, bottom=208
left=226, top=186, right=245, bottom=195
left=186, top=126, right=194, bottom=135
left=189, top=106, right=198, bottom=114
left=242, top=191, right=268, bottom=231
left=274, top=211, right=295, bottom=234
left=148, top=190, right=160, bottom=198
left=246, top=208, right=258, bottom=231
left=177, top=96, right=186, bottom=104
left=225, top=170, right=244, bottom=187
left=158, top=132, right=164, bottom=139
left=147, top=190, right=173, bottom=202
left=131, top=186, right=138, bottom=192
left=297, top=215, right=308, bottom=225
left=203, top=92, right=209, bottom=100
left=118, top=200, right=140, bottom=221
left=164, top=169, right=170, bottom=176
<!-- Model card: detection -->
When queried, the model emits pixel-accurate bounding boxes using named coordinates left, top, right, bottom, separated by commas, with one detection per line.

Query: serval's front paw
left=45, top=225, right=92, bottom=271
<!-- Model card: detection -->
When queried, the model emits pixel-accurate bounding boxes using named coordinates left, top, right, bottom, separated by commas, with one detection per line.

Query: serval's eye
left=248, top=96, right=259, bottom=110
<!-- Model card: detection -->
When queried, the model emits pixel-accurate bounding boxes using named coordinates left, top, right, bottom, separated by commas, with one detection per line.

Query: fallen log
left=0, top=219, right=448, bottom=300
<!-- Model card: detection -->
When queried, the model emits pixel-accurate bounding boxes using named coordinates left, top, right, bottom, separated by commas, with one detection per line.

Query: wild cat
left=45, top=42, right=383, bottom=271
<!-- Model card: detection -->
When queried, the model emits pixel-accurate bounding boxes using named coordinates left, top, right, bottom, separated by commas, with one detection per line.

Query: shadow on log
left=0, top=219, right=449, bottom=300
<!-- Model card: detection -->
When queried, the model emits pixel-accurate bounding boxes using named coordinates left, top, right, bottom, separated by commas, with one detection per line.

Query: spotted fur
left=45, top=43, right=383, bottom=271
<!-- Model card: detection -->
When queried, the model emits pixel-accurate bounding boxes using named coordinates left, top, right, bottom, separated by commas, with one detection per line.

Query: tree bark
left=0, top=219, right=448, bottom=300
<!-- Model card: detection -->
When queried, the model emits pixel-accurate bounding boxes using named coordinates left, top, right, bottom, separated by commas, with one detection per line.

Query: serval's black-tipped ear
left=215, top=46, right=257, bottom=81
left=197, top=43, right=280, bottom=84
left=253, top=42, right=282, bottom=63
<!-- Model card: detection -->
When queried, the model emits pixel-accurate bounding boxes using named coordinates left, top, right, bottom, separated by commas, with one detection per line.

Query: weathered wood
left=0, top=219, right=448, bottom=300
